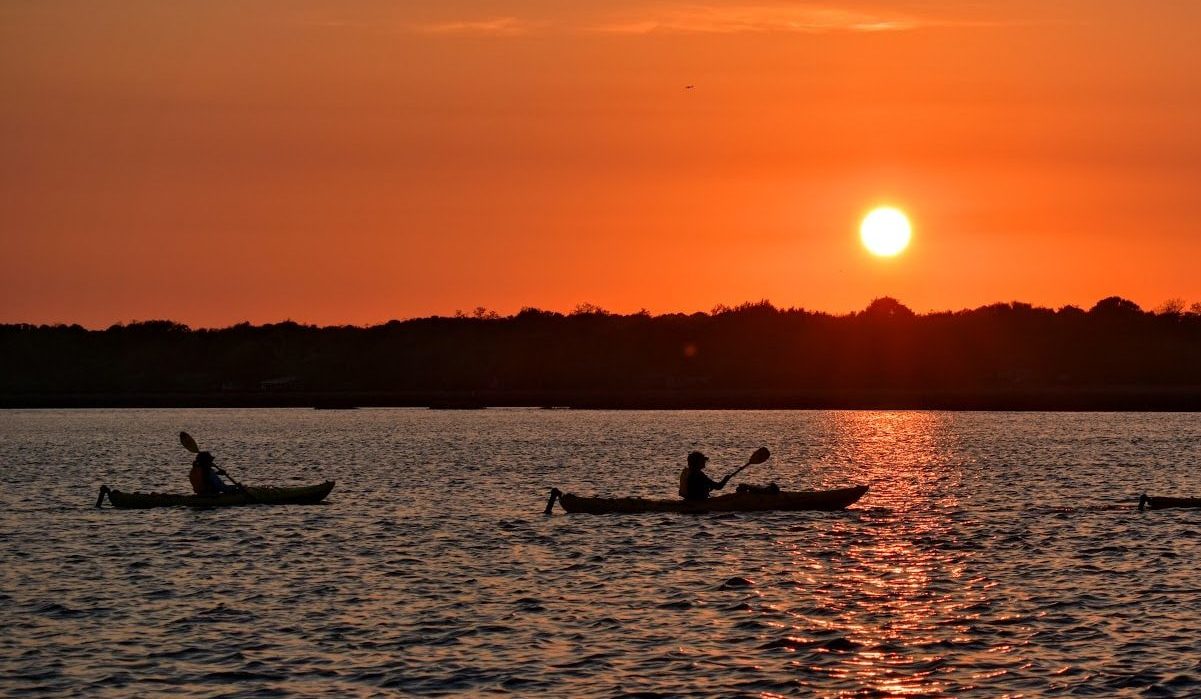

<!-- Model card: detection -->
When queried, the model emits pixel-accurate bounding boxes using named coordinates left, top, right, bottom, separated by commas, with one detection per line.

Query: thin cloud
left=413, top=17, right=538, bottom=36
left=352, top=4, right=999, bottom=39
left=593, top=4, right=946, bottom=35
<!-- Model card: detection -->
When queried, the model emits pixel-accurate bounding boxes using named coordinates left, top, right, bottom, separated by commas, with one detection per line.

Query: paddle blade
left=179, top=431, right=200, bottom=453
left=748, top=447, right=770, bottom=465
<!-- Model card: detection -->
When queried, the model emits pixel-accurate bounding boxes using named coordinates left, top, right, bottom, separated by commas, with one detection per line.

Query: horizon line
left=5, top=295, right=1197, bottom=332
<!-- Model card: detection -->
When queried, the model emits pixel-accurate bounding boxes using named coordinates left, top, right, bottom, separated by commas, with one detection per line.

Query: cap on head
left=195, top=451, right=214, bottom=465
left=687, top=451, right=708, bottom=468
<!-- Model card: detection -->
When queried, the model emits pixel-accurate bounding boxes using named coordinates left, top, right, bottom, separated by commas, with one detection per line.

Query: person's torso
left=682, top=467, right=713, bottom=500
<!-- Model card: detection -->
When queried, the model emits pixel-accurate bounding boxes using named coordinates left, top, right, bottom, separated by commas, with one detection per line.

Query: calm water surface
left=2, top=409, right=1201, bottom=697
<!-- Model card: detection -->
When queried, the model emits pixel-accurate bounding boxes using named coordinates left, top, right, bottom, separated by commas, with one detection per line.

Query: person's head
left=687, top=451, right=708, bottom=470
left=194, top=451, right=215, bottom=468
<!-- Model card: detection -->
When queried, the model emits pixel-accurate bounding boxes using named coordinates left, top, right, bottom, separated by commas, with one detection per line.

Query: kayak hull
left=106, top=481, right=335, bottom=509
left=1140, top=494, right=1201, bottom=510
left=558, top=485, right=868, bottom=514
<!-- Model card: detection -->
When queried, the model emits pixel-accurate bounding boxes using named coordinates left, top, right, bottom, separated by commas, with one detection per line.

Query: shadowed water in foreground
left=2, top=409, right=1200, bottom=697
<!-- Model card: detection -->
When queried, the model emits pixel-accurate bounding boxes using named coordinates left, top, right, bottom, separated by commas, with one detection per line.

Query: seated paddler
left=189, top=451, right=237, bottom=495
left=679, top=451, right=731, bottom=501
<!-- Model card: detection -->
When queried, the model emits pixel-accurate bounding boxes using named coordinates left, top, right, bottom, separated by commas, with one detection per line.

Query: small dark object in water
left=719, top=576, right=755, bottom=589
left=313, top=401, right=358, bottom=410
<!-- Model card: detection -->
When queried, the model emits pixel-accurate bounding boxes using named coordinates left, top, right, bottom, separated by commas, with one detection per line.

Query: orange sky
left=3, top=1, right=1201, bottom=327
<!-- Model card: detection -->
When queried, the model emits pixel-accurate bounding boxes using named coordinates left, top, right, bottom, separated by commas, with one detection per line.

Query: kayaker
left=679, top=451, right=731, bottom=501
left=189, top=451, right=237, bottom=495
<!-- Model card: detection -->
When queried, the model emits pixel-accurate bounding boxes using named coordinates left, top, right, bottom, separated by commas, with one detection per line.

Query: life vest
left=189, top=465, right=209, bottom=495
left=679, top=467, right=690, bottom=498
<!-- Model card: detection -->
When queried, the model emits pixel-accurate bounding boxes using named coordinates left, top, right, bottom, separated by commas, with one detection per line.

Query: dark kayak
left=97, top=481, right=335, bottom=509
left=1139, top=494, right=1201, bottom=511
left=546, top=485, right=868, bottom=514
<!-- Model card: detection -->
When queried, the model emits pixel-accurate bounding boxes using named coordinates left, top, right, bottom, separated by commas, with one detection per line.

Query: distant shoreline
left=4, top=388, right=1201, bottom=411
left=7, top=301, right=1201, bottom=412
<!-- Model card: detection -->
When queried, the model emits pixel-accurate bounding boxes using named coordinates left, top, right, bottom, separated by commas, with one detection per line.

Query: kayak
left=98, top=481, right=335, bottom=509
left=547, top=485, right=868, bottom=514
left=1139, top=494, right=1201, bottom=511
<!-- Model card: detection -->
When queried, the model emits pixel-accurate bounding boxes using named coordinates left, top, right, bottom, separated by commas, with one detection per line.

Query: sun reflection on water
left=782, top=411, right=991, bottom=696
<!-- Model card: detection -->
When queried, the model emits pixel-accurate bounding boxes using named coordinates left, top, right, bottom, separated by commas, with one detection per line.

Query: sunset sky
left=3, top=1, right=1201, bottom=327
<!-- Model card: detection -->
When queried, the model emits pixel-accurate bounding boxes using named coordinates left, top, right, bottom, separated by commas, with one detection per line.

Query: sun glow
left=860, top=207, right=912, bottom=257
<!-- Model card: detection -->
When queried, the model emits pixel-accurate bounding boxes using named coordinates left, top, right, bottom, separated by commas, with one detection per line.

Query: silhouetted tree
left=4, top=297, right=1201, bottom=402
left=1157, top=298, right=1186, bottom=316
left=1089, top=296, right=1143, bottom=317
left=571, top=303, right=610, bottom=316
left=859, top=297, right=915, bottom=320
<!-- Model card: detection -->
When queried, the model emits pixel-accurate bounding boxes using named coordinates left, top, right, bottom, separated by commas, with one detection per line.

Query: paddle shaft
left=214, top=466, right=249, bottom=493
left=721, top=460, right=754, bottom=483
left=720, top=447, right=770, bottom=484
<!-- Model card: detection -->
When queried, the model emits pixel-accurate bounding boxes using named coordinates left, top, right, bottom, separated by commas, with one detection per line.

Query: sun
left=860, top=207, right=912, bottom=257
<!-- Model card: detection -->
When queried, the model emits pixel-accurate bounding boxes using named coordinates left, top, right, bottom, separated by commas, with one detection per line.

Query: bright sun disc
left=860, top=207, right=912, bottom=257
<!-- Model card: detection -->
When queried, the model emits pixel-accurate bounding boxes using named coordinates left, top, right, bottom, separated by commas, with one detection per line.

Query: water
left=2, top=409, right=1201, bottom=697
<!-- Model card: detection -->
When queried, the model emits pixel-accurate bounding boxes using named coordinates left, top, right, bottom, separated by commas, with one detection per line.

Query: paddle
left=180, top=431, right=252, bottom=497
left=721, top=446, right=771, bottom=484
left=544, top=487, right=562, bottom=516
left=179, top=431, right=200, bottom=454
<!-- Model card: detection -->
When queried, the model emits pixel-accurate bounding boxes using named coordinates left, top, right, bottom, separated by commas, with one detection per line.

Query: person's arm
left=215, top=467, right=246, bottom=493
left=707, top=473, right=729, bottom=491
left=205, top=468, right=231, bottom=494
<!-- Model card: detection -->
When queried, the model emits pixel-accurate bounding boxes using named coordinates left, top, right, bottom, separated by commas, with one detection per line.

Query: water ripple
left=1, top=409, right=1200, bottom=696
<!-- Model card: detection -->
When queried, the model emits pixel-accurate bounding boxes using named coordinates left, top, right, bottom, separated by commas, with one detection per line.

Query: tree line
left=3, top=296, right=1201, bottom=407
